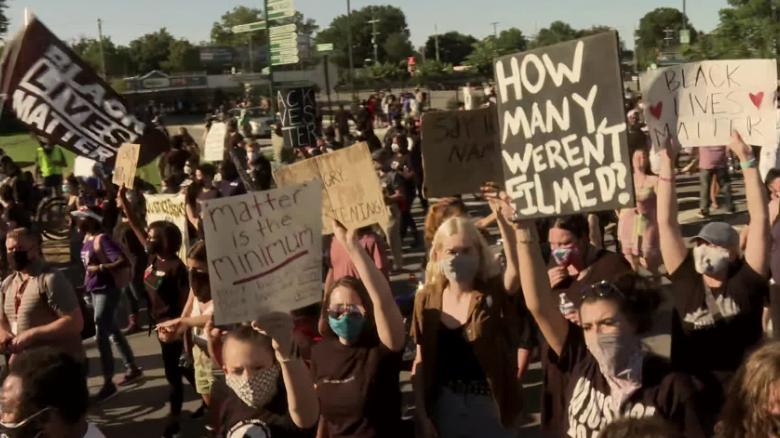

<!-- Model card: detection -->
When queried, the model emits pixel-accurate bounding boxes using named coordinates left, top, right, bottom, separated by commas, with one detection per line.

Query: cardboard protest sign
left=201, top=183, right=323, bottom=325
left=421, top=107, right=503, bottom=197
left=0, top=17, right=168, bottom=165
left=144, top=193, right=190, bottom=261
left=73, top=156, right=96, bottom=178
left=273, top=142, right=388, bottom=234
left=112, top=143, right=140, bottom=189
left=277, top=87, right=317, bottom=148
left=494, top=31, right=633, bottom=218
left=203, top=122, right=226, bottom=162
left=640, top=60, right=778, bottom=147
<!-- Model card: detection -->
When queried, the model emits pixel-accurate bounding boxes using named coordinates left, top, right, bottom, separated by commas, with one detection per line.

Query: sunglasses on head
left=327, top=304, right=362, bottom=319
left=581, top=281, right=624, bottom=302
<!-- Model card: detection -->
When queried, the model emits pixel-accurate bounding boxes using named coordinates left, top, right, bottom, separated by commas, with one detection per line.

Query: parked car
left=228, top=106, right=274, bottom=137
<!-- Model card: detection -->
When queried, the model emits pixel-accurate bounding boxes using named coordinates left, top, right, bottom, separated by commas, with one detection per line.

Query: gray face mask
left=439, top=253, right=479, bottom=284
left=584, top=332, right=641, bottom=378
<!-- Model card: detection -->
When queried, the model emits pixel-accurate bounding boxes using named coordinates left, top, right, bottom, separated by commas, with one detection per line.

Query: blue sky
left=5, top=0, right=729, bottom=49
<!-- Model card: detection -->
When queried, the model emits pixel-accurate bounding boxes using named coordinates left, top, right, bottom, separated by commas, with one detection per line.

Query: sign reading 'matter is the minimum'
left=494, top=31, right=633, bottom=219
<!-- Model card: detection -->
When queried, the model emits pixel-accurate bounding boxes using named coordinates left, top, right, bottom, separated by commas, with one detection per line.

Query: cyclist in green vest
left=34, top=136, right=67, bottom=196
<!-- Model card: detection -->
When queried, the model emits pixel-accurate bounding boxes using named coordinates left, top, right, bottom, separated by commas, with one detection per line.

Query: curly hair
left=717, top=341, right=780, bottom=438
left=148, top=220, right=182, bottom=257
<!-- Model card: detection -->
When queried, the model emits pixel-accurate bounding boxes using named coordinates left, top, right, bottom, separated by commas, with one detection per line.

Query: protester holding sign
left=511, top=210, right=706, bottom=437
left=412, top=216, right=521, bottom=438
left=311, top=220, right=405, bottom=437
left=207, top=315, right=319, bottom=437
left=657, top=132, right=770, bottom=431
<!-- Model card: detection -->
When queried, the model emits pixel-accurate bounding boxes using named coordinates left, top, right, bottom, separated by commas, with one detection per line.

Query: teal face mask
left=328, top=313, right=366, bottom=342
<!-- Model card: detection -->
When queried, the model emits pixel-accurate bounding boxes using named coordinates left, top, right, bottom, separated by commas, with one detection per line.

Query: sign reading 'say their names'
left=202, top=183, right=323, bottom=325
left=640, top=59, right=778, bottom=147
left=494, top=31, right=633, bottom=218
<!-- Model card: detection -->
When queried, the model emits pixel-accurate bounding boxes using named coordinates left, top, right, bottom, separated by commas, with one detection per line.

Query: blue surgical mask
left=328, top=313, right=366, bottom=342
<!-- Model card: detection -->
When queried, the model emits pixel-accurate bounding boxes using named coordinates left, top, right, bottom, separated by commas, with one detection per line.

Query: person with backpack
left=72, top=205, right=143, bottom=403
left=0, top=227, right=84, bottom=364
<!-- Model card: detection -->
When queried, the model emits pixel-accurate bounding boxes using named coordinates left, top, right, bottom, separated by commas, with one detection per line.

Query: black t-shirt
left=310, top=337, right=402, bottom=438
left=211, top=377, right=313, bottom=438
left=668, top=251, right=767, bottom=376
left=549, top=324, right=704, bottom=438
left=541, top=248, right=632, bottom=435
left=144, top=256, right=188, bottom=321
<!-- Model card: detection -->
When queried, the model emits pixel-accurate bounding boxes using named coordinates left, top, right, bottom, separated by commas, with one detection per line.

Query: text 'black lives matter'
left=277, top=87, right=318, bottom=149
left=494, top=31, right=634, bottom=219
left=0, top=17, right=168, bottom=166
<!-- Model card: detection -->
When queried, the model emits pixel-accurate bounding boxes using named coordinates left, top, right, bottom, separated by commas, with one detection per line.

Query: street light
left=368, top=18, right=380, bottom=64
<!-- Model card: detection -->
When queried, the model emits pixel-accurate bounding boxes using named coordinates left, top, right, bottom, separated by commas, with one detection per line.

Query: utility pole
left=434, top=24, right=440, bottom=62
left=346, top=0, right=356, bottom=101
left=97, top=18, right=107, bottom=79
left=491, top=21, right=499, bottom=39
left=369, top=18, right=380, bottom=64
left=264, top=0, right=273, bottom=111
left=681, top=0, right=687, bottom=30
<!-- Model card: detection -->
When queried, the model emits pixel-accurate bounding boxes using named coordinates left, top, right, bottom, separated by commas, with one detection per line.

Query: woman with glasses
left=310, top=220, right=406, bottom=437
left=412, top=216, right=521, bottom=438
left=507, top=198, right=706, bottom=437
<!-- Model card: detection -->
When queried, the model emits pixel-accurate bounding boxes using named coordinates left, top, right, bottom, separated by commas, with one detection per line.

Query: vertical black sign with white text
left=277, top=87, right=317, bottom=149
left=494, top=31, right=633, bottom=218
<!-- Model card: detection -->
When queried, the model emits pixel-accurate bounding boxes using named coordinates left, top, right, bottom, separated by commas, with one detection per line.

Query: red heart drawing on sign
left=749, top=92, right=764, bottom=109
left=649, top=101, right=663, bottom=119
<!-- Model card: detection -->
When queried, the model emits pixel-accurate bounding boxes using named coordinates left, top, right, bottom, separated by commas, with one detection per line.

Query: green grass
left=0, top=132, right=162, bottom=187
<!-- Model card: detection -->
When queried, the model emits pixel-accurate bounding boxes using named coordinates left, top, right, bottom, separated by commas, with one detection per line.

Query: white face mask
left=439, top=253, right=480, bottom=284
left=225, top=364, right=280, bottom=408
left=584, top=332, right=641, bottom=378
left=391, top=143, right=401, bottom=153
left=693, top=244, right=730, bottom=275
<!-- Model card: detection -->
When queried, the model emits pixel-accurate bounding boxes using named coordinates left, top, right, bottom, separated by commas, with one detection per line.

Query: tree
left=635, top=7, right=697, bottom=68
left=496, top=27, right=528, bottom=55
left=693, top=0, right=780, bottom=61
left=412, top=59, right=453, bottom=85
left=532, top=21, right=579, bottom=48
left=210, top=6, right=265, bottom=47
left=383, top=32, right=413, bottom=63
left=162, top=39, right=201, bottom=73
left=0, top=0, right=8, bottom=39
left=128, top=28, right=176, bottom=73
left=424, top=31, right=477, bottom=65
left=71, top=37, right=135, bottom=77
left=315, top=5, right=412, bottom=68
left=465, top=37, right=498, bottom=76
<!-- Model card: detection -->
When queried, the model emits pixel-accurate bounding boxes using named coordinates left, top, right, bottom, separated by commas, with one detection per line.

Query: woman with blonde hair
left=717, top=341, right=780, bottom=437
left=412, top=216, right=521, bottom=437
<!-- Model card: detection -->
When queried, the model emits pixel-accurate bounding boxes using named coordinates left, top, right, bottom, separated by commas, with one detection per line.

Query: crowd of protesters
left=0, top=85, right=776, bottom=438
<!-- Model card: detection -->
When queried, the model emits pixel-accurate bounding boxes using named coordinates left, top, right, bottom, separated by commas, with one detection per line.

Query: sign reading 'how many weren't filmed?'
left=202, top=183, right=322, bottom=325
left=640, top=59, right=778, bottom=147
left=494, top=31, right=633, bottom=218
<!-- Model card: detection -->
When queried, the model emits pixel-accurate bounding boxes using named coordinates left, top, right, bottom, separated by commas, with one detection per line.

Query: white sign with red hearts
left=640, top=59, right=777, bottom=147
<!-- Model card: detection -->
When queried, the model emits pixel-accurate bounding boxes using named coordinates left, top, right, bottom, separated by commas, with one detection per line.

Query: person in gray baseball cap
left=656, top=132, right=769, bottom=434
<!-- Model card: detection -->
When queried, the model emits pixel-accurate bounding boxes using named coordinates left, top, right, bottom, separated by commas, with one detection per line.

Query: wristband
left=740, top=158, right=756, bottom=170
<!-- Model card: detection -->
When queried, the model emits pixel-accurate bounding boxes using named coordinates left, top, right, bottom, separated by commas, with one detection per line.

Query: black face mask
left=0, top=407, right=51, bottom=437
left=7, top=250, right=31, bottom=272
left=146, top=240, right=163, bottom=255
left=189, top=270, right=211, bottom=302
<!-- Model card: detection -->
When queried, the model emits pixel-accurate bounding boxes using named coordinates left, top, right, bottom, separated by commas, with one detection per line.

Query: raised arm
left=656, top=138, right=688, bottom=274
left=333, top=220, right=405, bottom=351
left=514, top=221, right=569, bottom=356
left=117, top=185, right=149, bottom=247
left=729, top=132, right=769, bottom=276
left=482, top=183, right=519, bottom=294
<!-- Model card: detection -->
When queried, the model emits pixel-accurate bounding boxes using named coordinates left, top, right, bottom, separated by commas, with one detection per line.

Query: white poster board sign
left=144, top=194, right=190, bottom=262
left=641, top=59, right=778, bottom=147
left=112, top=143, right=140, bottom=189
left=204, top=122, right=227, bottom=162
left=202, top=183, right=323, bottom=325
